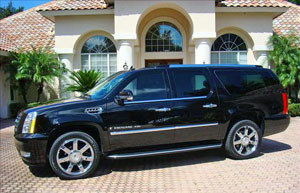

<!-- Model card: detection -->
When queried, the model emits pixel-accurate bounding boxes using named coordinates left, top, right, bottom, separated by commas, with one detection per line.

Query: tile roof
left=0, top=33, right=17, bottom=52
left=36, top=0, right=109, bottom=11
left=0, top=0, right=298, bottom=53
left=217, top=0, right=290, bottom=7
left=273, top=2, right=300, bottom=37
left=0, top=7, right=54, bottom=52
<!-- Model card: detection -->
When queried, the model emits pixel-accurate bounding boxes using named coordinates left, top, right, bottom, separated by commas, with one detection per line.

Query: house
left=0, top=0, right=299, bottom=119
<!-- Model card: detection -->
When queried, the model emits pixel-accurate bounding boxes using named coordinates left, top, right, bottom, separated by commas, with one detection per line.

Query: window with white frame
left=145, top=22, right=183, bottom=52
left=211, top=33, right=247, bottom=64
left=81, top=36, right=117, bottom=76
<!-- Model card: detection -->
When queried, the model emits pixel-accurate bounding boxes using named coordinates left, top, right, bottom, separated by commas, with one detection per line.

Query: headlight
left=22, top=112, right=37, bottom=134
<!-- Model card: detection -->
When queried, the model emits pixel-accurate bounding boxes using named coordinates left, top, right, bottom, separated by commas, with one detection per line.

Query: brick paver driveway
left=0, top=118, right=299, bottom=193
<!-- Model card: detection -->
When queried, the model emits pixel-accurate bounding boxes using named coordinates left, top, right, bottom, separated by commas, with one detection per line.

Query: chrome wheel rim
left=233, top=125, right=259, bottom=156
left=56, top=138, right=94, bottom=176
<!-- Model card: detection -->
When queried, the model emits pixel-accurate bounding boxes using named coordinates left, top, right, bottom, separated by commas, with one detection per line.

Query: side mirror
left=115, top=90, right=133, bottom=105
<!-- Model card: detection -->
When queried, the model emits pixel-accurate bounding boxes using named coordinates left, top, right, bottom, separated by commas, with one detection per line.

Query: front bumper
left=264, top=114, right=290, bottom=137
left=14, top=134, right=48, bottom=166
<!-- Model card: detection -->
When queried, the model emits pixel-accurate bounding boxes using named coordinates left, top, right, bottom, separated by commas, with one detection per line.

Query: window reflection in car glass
left=172, top=70, right=211, bottom=98
left=123, top=71, right=168, bottom=101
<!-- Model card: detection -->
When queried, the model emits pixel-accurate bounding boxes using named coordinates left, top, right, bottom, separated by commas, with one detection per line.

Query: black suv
left=14, top=64, right=290, bottom=179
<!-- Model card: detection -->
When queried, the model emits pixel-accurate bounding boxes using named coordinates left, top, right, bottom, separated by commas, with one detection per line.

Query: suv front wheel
left=225, top=120, right=262, bottom=159
left=49, top=131, right=100, bottom=179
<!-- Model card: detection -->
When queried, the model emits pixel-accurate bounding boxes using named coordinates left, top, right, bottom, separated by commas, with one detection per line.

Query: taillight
left=282, top=92, right=288, bottom=115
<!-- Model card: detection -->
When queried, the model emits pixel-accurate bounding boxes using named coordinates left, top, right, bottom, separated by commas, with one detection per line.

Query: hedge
left=289, top=103, right=300, bottom=117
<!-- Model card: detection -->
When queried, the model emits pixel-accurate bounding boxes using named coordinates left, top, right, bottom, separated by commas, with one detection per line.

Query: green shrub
left=9, top=103, right=26, bottom=118
left=289, top=103, right=300, bottom=117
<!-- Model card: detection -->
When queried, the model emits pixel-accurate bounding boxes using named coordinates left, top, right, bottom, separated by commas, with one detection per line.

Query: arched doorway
left=144, top=21, right=183, bottom=67
left=137, top=6, right=193, bottom=68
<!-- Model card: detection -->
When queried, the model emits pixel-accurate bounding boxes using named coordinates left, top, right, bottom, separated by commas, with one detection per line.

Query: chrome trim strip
left=110, top=123, right=219, bottom=136
left=107, top=143, right=222, bottom=159
left=124, top=96, right=207, bottom=105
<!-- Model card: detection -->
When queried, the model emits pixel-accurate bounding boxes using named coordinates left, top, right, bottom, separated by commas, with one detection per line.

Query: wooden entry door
left=145, top=59, right=183, bottom=68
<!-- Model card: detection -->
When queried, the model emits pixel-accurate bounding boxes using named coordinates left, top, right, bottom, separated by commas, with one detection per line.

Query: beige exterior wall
left=0, top=67, right=11, bottom=118
left=216, top=12, right=274, bottom=65
left=52, top=0, right=283, bottom=81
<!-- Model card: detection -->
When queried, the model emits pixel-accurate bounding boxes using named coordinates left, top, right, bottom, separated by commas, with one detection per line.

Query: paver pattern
left=0, top=118, right=299, bottom=193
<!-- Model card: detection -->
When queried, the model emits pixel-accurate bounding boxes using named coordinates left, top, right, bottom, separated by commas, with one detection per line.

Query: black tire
left=49, top=131, right=100, bottom=179
left=225, top=120, right=262, bottom=160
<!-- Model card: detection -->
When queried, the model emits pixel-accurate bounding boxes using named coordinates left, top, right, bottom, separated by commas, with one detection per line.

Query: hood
left=24, top=98, right=91, bottom=114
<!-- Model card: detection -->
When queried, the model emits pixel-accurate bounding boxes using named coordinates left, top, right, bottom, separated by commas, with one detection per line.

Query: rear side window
left=171, top=69, right=211, bottom=98
left=123, top=70, right=168, bottom=101
left=215, top=70, right=278, bottom=96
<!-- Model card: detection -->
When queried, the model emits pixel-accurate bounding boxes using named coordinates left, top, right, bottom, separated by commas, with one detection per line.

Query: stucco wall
left=216, top=12, right=274, bottom=65
left=115, top=0, right=216, bottom=39
left=0, top=67, right=10, bottom=118
left=55, top=14, right=115, bottom=54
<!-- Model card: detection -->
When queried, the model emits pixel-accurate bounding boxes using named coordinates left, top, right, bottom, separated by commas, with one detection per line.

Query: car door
left=167, top=67, right=221, bottom=143
left=104, top=69, right=175, bottom=150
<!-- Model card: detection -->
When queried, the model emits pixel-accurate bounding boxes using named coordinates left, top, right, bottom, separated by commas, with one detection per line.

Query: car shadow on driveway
left=28, top=139, right=291, bottom=179
left=261, top=138, right=292, bottom=153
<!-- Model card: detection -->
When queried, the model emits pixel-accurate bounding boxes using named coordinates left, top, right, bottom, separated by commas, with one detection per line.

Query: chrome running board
left=106, top=143, right=222, bottom=159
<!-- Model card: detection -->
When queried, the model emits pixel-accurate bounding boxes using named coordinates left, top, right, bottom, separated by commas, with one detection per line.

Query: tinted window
left=123, top=70, right=168, bottom=101
left=215, top=70, right=278, bottom=96
left=171, top=69, right=211, bottom=98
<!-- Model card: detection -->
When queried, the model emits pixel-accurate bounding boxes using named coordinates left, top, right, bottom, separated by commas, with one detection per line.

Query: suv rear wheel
left=225, top=120, right=262, bottom=159
left=49, top=131, right=100, bottom=179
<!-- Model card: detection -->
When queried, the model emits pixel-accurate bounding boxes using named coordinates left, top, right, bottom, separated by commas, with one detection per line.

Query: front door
left=167, top=68, right=221, bottom=143
left=145, top=59, right=183, bottom=68
left=105, top=69, right=174, bottom=150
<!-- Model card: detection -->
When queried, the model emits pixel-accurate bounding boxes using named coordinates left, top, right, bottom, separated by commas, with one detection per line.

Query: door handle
left=155, top=108, right=171, bottom=112
left=203, top=103, right=218, bottom=108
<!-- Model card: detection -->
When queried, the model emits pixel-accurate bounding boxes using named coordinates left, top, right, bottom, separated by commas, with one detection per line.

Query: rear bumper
left=14, top=134, right=48, bottom=166
left=264, top=114, right=290, bottom=137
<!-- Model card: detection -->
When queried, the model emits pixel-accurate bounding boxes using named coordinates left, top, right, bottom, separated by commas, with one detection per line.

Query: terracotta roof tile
left=0, top=7, right=54, bottom=52
left=0, top=33, right=17, bottom=52
left=217, top=0, right=290, bottom=7
left=36, top=0, right=108, bottom=11
left=273, top=2, right=300, bottom=37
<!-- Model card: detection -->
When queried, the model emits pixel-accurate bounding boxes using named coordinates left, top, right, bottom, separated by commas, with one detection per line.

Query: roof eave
left=216, top=7, right=288, bottom=14
left=38, top=8, right=114, bottom=19
left=0, top=50, right=10, bottom=56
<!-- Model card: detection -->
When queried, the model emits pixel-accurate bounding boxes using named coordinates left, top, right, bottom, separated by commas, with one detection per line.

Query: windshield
left=86, top=71, right=129, bottom=99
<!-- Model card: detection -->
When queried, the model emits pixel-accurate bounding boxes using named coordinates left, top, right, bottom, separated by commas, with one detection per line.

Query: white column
left=59, top=54, right=74, bottom=98
left=256, top=51, right=269, bottom=68
left=195, top=38, right=212, bottom=64
left=117, top=40, right=134, bottom=71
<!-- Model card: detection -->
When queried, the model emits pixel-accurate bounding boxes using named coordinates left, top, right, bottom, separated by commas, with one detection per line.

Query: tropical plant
left=287, top=0, right=300, bottom=5
left=11, top=47, right=65, bottom=102
left=0, top=1, right=24, bottom=19
left=65, top=70, right=105, bottom=94
left=268, top=34, right=300, bottom=102
left=3, top=53, right=31, bottom=104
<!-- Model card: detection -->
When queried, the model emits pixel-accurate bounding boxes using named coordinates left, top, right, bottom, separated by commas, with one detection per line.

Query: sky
left=0, top=0, right=51, bottom=10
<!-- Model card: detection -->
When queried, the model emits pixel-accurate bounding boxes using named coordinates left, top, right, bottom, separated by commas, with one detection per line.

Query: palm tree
left=14, top=47, right=65, bottom=102
left=268, top=34, right=300, bottom=102
left=65, top=70, right=105, bottom=94
left=4, top=52, right=31, bottom=104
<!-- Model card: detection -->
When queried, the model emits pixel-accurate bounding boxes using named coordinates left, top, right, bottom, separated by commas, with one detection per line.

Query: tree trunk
left=36, top=83, right=44, bottom=102
left=288, top=86, right=292, bottom=99
left=295, top=81, right=299, bottom=103
left=18, top=80, right=28, bottom=104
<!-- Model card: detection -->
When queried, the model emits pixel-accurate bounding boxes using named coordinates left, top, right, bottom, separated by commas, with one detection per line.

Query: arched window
left=81, top=36, right=117, bottom=76
left=146, top=22, right=182, bottom=52
left=211, top=33, right=247, bottom=64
